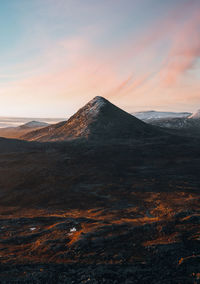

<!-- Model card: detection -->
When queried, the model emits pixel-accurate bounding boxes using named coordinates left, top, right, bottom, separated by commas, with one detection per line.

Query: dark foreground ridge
left=22, top=96, right=162, bottom=142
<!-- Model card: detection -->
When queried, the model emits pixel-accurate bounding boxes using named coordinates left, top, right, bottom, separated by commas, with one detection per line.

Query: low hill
left=0, top=121, right=49, bottom=139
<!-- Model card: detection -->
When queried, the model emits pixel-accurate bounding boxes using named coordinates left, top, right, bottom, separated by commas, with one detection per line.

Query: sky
left=0, top=0, right=200, bottom=117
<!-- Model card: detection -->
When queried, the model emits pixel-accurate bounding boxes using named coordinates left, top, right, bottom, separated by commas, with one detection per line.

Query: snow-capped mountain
left=147, top=108, right=200, bottom=135
left=22, top=96, right=162, bottom=142
left=132, top=110, right=191, bottom=122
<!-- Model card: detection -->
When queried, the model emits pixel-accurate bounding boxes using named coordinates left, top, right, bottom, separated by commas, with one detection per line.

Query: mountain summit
left=22, top=96, right=161, bottom=142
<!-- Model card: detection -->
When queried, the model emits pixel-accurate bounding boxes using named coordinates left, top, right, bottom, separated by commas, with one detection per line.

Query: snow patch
left=133, top=111, right=191, bottom=121
left=85, top=96, right=106, bottom=117
left=30, top=227, right=36, bottom=231
left=70, top=227, right=77, bottom=232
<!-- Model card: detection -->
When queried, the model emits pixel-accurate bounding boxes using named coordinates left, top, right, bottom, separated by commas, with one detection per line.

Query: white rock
left=70, top=227, right=77, bottom=232
left=30, top=227, right=36, bottom=231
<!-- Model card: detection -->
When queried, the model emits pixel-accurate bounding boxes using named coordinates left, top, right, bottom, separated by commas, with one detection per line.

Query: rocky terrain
left=0, top=97, right=199, bottom=283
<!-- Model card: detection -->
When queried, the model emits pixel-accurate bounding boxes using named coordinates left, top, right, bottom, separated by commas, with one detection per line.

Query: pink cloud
left=115, top=0, right=198, bottom=63
left=159, top=8, right=200, bottom=86
left=1, top=1, right=200, bottom=116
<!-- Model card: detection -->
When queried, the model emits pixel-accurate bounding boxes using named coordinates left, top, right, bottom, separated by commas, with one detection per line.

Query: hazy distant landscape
left=0, top=117, right=64, bottom=128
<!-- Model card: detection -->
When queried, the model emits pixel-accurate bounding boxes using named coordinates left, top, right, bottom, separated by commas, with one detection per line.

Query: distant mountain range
left=22, top=96, right=162, bottom=142
left=140, top=110, right=200, bottom=134
left=132, top=110, right=191, bottom=121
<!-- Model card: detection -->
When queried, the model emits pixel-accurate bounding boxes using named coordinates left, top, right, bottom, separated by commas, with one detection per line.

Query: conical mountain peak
left=78, top=96, right=108, bottom=119
left=22, top=96, right=161, bottom=142
left=89, top=96, right=107, bottom=104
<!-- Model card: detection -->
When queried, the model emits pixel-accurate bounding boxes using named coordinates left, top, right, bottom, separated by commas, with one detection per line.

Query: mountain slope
left=22, top=96, right=162, bottom=142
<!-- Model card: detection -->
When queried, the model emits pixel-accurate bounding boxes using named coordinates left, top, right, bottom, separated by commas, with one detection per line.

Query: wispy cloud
left=0, top=0, right=200, bottom=116
left=160, top=6, right=200, bottom=86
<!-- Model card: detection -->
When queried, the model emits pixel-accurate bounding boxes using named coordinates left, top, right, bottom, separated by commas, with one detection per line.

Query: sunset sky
left=0, top=0, right=200, bottom=117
